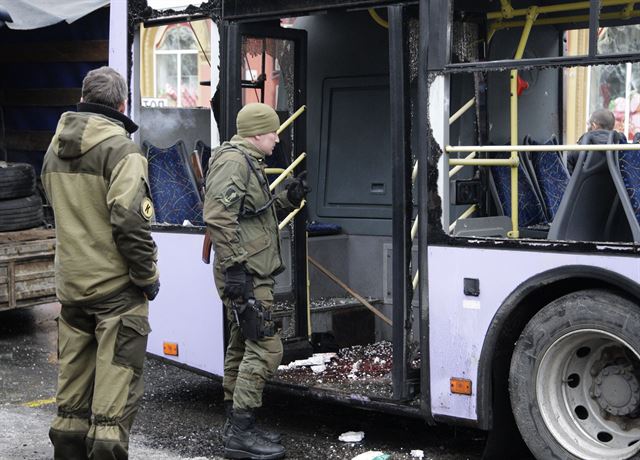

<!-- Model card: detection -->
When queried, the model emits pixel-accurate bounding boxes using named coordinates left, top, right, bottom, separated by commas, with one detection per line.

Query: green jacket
left=204, top=135, right=294, bottom=277
left=42, top=103, right=159, bottom=305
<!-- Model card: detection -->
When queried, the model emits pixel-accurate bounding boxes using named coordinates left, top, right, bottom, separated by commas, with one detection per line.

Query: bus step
left=281, top=336, right=313, bottom=365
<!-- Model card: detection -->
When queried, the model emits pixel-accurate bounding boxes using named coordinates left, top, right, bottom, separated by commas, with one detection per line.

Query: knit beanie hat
left=236, top=103, right=280, bottom=137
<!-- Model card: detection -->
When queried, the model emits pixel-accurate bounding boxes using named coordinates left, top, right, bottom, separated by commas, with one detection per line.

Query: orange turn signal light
left=450, top=378, right=472, bottom=395
left=163, top=342, right=179, bottom=356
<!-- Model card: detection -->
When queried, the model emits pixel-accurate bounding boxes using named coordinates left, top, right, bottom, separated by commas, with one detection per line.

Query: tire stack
left=0, top=162, right=44, bottom=232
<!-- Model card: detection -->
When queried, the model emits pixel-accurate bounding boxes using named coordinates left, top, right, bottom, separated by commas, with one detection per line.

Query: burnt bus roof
left=221, top=0, right=405, bottom=20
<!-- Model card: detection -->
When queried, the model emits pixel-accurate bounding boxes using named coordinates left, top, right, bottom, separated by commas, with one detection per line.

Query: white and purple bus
left=111, top=1, right=640, bottom=458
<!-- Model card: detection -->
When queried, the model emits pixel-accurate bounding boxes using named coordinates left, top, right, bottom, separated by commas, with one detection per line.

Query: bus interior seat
left=521, top=134, right=570, bottom=223
left=487, top=150, right=549, bottom=237
left=607, top=147, right=640, bottom=242
left=144, top=140, right=203, bottom=226
left=195, top=139, right=211, bottom=179
left=548, top=131, right=630, bottom=242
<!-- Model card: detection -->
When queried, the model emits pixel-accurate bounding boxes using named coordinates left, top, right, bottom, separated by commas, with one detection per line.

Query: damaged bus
left=111, top=0, right=640, bottom=458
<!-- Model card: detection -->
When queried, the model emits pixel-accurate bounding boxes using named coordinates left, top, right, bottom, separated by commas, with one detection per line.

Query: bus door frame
left=220, top=20, right=309, bottom=339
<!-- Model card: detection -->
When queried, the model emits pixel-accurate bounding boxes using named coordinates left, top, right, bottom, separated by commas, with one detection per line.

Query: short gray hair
left=589, top=109, right=615, bottom=130
left=81, top=66, right=128, bottom=109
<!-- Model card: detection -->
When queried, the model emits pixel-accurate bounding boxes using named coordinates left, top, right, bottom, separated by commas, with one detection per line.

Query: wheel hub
left=592, top=364, right=640, bottom=417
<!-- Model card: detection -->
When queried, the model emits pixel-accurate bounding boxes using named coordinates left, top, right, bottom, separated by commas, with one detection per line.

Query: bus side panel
left=147, top=232, right=225, bottom=376
left=428, top=245, right=640, bottom=421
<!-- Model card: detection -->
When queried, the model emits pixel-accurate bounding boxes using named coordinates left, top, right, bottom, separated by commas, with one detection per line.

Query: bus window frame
left=424, top=0, right=640, bottom=255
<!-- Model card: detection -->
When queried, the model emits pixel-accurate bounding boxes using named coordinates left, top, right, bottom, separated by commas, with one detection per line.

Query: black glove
left=223, top=263, right=248, bottom=300
left=286, top=171, right=311, bottom=207
left=142, top=279, right=160, bottom=301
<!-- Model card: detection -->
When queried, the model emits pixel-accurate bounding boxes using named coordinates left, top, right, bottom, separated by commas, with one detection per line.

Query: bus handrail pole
left=446, top=143, right=640, bottom=152
left=509, top=6, right=538, bottom=238
left=276, top=105, right=306, bottom=135
left=278, top=200, right=305, bottom=230
left=269, top=152, right=306, bottom=191
left=449, top=152, right=477, bottom=176
left=449, top=204, right=479, bottom=233
left=487, top=0, right=630, bottom=20
left=449, top=97, right=476, bottom=124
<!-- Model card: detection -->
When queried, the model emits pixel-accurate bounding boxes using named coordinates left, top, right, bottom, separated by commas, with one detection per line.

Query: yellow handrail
left=449, top=158, right=518, bottom=166
left=449, top=97, right=476, bottom=124
left=276, top=105, right=306, bottom=135
left=488, top=0, right=632, bottom=20
left=265, top=168, right=285, bottom=175
left=368, top=8, right=389, bottom=28
left=449, top=204, right=479, bottom=233
left=278, top=200, right=306, bottom=230
left=269, top=152, right=306, bottom=191
left=446, top=144, right=640, bottom=153
left=449, top=152, right=477, bottom=177
left=507, top=6, right=538, bottom=238
left=491, top=10, right=640, bottom=33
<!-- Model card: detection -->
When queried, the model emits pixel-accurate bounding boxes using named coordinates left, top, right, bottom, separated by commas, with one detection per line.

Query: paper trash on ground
left=338, top=431, right=365, bottom=443
left=410, top=449, right=425, bottom=458
left=278, top=352, right=337, bottom=370
left=351, top=451, right=390, bottom=460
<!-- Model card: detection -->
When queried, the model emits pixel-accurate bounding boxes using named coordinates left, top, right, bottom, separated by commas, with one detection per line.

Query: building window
left=155, top=24, right=198, bottom=108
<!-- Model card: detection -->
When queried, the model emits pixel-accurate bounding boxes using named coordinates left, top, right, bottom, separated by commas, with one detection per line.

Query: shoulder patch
left=221, top=186, right=241, bottom=207
left=141, top=197, right=154, bottom=220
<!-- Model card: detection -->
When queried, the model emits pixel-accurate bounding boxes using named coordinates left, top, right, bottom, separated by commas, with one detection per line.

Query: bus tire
left=509, top=290, right=640, bottom=460
left=0, top=162, right=36, bottom=200
left=0, top=194, right=43, bottom=232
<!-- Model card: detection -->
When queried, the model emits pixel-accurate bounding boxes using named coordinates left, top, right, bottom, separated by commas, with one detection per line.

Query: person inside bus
left=567, top=108, right=626, bottom=174
left=204, top=102, right=309, bottom=460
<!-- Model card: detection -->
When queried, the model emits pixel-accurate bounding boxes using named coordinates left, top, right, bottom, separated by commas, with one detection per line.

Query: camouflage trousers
left=214, top=269, right=283, bottom=410
left=49, top=286, right=150, bottom=460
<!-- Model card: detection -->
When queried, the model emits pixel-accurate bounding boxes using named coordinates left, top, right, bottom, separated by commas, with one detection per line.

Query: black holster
left=232, top=298, right=275, bottom=341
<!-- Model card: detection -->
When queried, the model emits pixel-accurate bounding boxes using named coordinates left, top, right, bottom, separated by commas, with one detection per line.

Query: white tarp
left=0, top=0, right=109, bottom=30
left=147, top=0, right=195, bottom=10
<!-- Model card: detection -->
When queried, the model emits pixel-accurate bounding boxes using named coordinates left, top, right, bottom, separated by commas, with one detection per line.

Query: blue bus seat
left=144, top=140, right=203, bottom=226
left=607, top=145, right=640, bottom=242
left=521, top=134, right=570, bottom=223
left=488, top=151, right=548, bottom=229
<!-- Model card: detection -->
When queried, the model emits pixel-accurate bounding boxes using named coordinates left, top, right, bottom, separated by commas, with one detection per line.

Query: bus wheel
left=509, top=290, right=640, bottom=460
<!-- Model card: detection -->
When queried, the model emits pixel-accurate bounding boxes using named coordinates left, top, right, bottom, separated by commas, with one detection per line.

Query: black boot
left=224, top=409, right=285, bottom=460
left=221, top=400, right=233, bottom=443
left=49, top=428, right=88, bottom=460
left=222, top=402, right=282, bottom=444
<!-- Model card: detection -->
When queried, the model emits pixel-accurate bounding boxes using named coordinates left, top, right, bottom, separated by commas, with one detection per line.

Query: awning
left=0, top=0, right=109, bottom=30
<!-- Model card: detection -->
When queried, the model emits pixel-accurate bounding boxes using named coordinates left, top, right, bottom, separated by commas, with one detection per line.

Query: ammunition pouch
left=232, top=298, right=275, bottom=341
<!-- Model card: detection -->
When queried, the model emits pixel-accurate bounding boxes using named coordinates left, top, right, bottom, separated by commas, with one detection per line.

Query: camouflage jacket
left=42, top=103, right=159, bottom=305
left=204, top=135, right=294, bottom=277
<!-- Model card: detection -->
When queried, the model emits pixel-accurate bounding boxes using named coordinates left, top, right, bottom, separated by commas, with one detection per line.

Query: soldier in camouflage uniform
left=41, top=67, right=160, bottom=460
left=204, top=103, right=309, bottom=460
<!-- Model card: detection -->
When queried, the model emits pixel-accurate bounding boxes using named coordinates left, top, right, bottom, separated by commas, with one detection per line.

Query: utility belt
left=231, top=276, right=275, bottom=341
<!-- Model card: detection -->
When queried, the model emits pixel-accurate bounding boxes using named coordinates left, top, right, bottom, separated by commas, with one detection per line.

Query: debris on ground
left=351, top=451, right=391, bottom=460
left=339, top=431, right=365, bottom=443
left=277, top=352, right=337, bottom=371
left=411, top=449, right=425, bottom=458
left=274, top=341, right=420, bottom=399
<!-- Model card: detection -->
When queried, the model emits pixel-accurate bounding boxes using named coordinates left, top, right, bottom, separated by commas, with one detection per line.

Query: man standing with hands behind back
left=204, top=102, right=309, bottom=460
left=41, top=66, right=160, bottom=460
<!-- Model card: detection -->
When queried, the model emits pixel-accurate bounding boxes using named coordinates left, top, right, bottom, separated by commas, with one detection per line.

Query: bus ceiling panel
left=221, top=0, right=412, bottom=21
